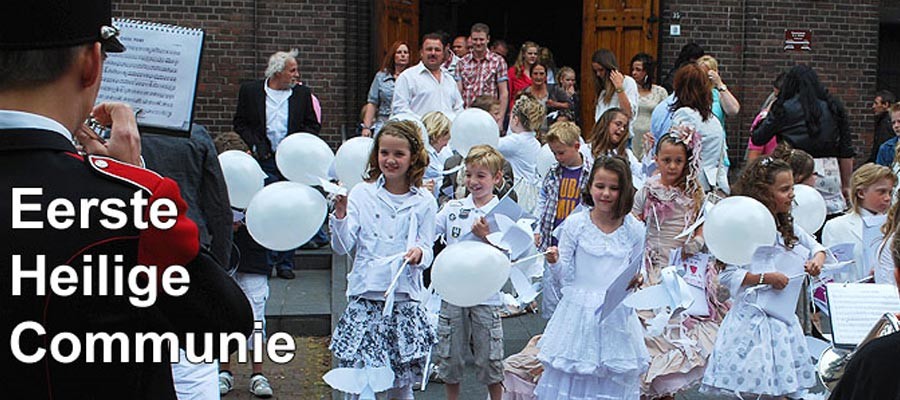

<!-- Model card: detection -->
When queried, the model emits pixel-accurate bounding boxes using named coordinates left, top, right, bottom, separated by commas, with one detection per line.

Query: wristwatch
left=716, top=85, right=728, bottom=92
left=615, top=87, right=624, bottom=93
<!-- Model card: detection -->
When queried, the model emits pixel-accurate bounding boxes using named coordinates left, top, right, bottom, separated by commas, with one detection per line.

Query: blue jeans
left=259, top=157, right=296, bottom=273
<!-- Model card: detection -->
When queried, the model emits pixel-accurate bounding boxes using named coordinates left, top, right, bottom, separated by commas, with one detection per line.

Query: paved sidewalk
left=418, top=311, right=548, bottom=399
left=223, top=337, right=331, bottom=400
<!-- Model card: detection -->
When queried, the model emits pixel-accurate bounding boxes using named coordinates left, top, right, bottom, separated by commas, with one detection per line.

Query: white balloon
left=705, top=196, right=777, bottom=265
left=275, top=133, right=335, bottom=185
left=450, top=108, right=499, bottom=156
left=334, top=137, right=374, bottom=189
left=245, top=182, right=327, bottom=251
left=792, top=184, right=827, bottom=234
left=218, top=150, right=266, bottom=209
left=536, top=144, right=556, bottom=180
left=432, top=241, right=511, bottom=307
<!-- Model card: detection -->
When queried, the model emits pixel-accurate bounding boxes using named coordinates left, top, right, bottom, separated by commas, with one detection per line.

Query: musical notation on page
left=96, top=19, right=204, bottom=136
left=827, top=283, right=900, bottom=347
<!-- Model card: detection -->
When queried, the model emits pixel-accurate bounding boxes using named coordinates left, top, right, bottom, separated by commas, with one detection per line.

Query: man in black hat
left=0, top=1, right=252, bottom=398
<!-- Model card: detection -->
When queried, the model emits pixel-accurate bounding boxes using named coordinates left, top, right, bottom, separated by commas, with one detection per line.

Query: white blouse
left=330, top=177, right=437, bottom=300
left=671, top=107, right=729, bottom=193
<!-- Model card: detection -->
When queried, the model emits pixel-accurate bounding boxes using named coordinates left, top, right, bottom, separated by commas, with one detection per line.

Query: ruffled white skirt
left=535, top=286, right=648, bottom=399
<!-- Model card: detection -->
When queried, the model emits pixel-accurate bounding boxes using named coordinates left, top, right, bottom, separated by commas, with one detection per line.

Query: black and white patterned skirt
left=330, top=297, right=437, bottom=388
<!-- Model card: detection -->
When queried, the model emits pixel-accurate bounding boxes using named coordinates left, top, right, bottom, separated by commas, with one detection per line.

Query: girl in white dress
left=538, top=155, right=649, bottom=400
left=701, top=157, right=825, bottom=398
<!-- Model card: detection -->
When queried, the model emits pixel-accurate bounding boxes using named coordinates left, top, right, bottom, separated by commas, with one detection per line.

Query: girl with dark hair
left=647, top=64, right=728, bottom=193
left=591, top=49, right=638, bottom=124
left=751, top=64, right=855, bottom=216
left=630, top=53, right=668, bottom=155
left=701, top=157, right=826, bottom=398
left=633, top=125, right=728, bottom=399
left=361, top=41, right=412, bottom=136
left=539, top=155, right=648, bottom=399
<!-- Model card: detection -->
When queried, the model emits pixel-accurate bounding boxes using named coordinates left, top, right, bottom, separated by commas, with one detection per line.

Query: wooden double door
left=375, top=0, right=660, bottom=135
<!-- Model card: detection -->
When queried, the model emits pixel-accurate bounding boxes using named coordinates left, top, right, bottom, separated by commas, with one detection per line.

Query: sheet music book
left=96, top=19, right=205, bottom=137
left=827, top=283, right=900, bottom=348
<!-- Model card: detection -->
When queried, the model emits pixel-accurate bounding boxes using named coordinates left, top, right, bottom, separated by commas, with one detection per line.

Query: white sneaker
left=218, top=371, right=234, bottom=396
left=249, top=374, right=274, bottom=398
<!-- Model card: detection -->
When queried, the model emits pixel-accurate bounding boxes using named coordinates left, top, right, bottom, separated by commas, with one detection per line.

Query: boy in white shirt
left=434, top=145, right=506, bottom=400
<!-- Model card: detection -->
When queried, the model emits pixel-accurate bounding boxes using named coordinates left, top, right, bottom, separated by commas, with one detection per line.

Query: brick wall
left=112, top=0, right=371, bottom=148
left=658, top=0, right=881, bottom=168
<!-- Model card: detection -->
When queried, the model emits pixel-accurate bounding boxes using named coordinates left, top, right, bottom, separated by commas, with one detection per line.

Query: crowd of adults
left=354, top=23, right=900, bottom=221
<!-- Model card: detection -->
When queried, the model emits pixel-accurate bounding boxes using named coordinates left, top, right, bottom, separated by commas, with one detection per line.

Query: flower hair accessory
left=666, top=124, right=701, bottom=152
left=661, top=123, right=703, bottom=200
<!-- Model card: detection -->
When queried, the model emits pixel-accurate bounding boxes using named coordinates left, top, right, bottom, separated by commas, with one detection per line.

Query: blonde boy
left=534, top=121, right=593, bottom=318
left=434, top=145, right=506, bottom=400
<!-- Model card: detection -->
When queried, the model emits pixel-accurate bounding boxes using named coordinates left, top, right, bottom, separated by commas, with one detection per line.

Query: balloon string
left=441, top=164, right=464, bottom=176
left=420, top=349, right=433, bottom=391
left=384, top=258, right=410, bottom=298
left=511, top=250, right=552, bottom=266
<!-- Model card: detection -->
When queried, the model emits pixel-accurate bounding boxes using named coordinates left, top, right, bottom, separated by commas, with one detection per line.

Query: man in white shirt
left=392, top=33, right=464, bottom=120
left=233, top=49, right=323, bottom=280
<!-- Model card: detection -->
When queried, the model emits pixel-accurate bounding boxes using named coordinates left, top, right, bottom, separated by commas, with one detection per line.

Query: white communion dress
left=535, top=212, right=649, bottom=400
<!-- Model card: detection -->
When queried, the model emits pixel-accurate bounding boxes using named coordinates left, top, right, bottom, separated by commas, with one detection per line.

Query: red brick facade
left=112, top=0, right=372, bottom=148
left=658, top=0, right=881, bottom=166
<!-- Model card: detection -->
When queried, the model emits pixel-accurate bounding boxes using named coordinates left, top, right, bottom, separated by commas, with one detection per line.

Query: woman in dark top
left=660, top=42, right=704, bottom=92
left=751, top=64, right=854, bottom=215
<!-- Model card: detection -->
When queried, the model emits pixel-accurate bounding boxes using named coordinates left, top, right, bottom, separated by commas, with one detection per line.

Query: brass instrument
left=817, top=312, right=900, bottom=391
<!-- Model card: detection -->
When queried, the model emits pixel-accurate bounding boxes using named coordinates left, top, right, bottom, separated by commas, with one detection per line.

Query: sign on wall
left=784, top=29, right=812, bottom=51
